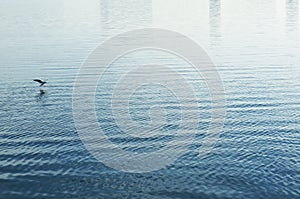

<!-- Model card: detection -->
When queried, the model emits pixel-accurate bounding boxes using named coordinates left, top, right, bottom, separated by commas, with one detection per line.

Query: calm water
left=1, top=0, right=300, bottom=198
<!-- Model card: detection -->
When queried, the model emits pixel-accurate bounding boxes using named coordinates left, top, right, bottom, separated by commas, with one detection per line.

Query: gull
left=33, top=79, right=47, bottom=86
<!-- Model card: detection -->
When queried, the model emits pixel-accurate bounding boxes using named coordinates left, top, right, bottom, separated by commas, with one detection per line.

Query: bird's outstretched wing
left=34, top=79, right=43, bottom=84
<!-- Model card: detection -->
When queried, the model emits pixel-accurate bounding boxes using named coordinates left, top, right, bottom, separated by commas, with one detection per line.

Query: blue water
left=1, top=0, right=300, bottom=198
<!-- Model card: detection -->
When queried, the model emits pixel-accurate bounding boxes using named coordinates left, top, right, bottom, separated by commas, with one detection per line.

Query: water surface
left=1, top=0, right=300, bottom=198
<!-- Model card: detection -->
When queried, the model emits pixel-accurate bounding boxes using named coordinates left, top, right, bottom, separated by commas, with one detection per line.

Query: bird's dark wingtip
left=33, top=79, right=43, bottom=84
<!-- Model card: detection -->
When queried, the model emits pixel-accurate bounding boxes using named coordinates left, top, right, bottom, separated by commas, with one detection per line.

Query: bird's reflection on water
left=36, top=89, right=47, bottom=101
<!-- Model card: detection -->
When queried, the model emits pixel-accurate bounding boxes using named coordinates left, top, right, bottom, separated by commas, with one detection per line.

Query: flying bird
left=33, top=79, right=47, bottom=86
